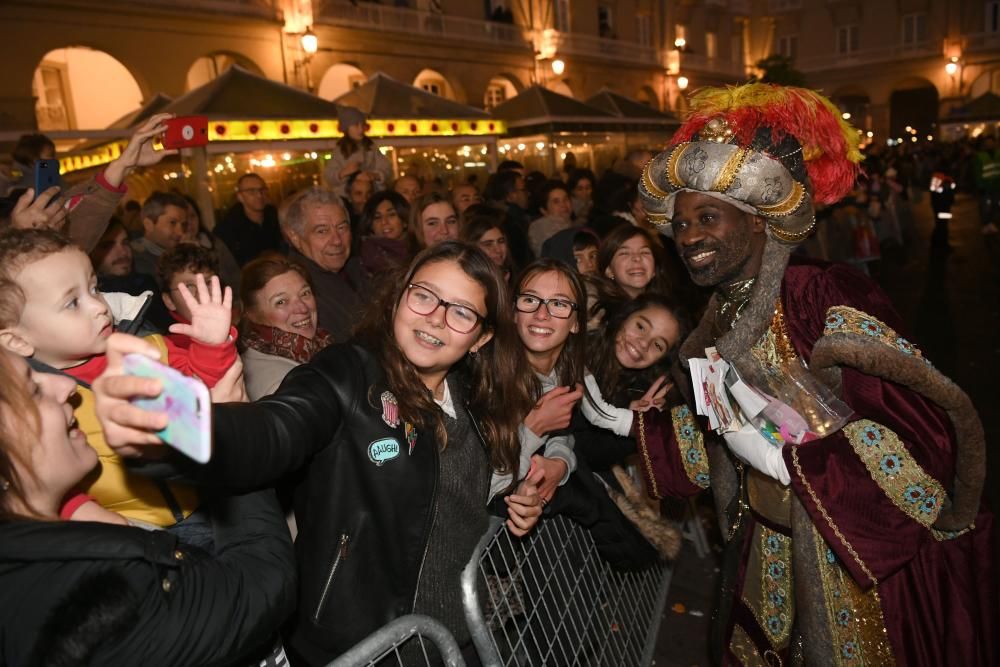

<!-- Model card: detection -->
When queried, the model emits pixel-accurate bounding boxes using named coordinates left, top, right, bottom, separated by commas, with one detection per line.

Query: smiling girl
left=93, top=241, right=543, bottom=664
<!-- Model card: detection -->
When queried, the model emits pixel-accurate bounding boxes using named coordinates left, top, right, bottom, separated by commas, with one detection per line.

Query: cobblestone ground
left=652, top=192, right=1000, bottom=667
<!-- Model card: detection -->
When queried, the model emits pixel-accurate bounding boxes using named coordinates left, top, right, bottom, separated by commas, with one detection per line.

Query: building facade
left=0, top=0, right=997, bottom=142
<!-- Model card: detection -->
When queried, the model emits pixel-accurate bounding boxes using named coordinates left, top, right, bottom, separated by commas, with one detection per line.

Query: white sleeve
left=581, top=373, right=633, bottom=437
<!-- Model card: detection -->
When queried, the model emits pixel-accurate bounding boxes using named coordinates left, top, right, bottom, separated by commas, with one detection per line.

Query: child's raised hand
left=169, top=273, right=232, bottom=346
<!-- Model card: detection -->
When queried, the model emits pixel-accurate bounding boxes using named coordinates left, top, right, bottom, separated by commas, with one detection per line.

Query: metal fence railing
left=325, top=614, right=465, bottom=667
left=462, top=516, right=672, bottom=666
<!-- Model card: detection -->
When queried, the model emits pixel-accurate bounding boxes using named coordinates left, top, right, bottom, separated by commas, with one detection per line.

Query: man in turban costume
left=633, top=83, right=996, bottom=665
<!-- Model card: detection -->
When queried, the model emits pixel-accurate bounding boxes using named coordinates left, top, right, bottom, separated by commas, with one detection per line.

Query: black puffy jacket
left=0, top=490, right=295, bottom=667
left=209, top=343, right=492, bottom=666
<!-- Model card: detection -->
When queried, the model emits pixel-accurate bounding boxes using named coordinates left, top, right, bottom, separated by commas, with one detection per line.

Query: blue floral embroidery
left=837, top=608, right=851, bottom=627
left=879, top=454, right=901, bottom=475
left=675, top=405, right=690, bottom=419
left=895, top=337, right=915, bottom=355
left=842, top=641, right=859, bottom=658
left=920, top=496, right=938, bottom=514
left=686, top=448, right=701, bottom=464
left=680, top=424, right=696, bottom=439
left=769, top=591, right=785, bottom=608
left=825, top=312, right=846, bottom=330
left=861, top=424, right=883, bottom=446
left=767, top=616, right=783, bottom=634
left=859, top=319, right=883, bottom=337
left=826, top=548, right=837, bottom=564
left=766, top=535, right=781, bottom=553
left=695, top=472, right=710, bottom=484
left=904, top=484, right=926, bottom=504
left=768, top=561, right=785, bottom=579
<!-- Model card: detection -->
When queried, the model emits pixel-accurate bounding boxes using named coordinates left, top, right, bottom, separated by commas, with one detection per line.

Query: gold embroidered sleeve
left=842, top=420, right=944, bottom=528
left=672, top=405, right=710, bottom=489
left=823, top=306, right=927, bottom=361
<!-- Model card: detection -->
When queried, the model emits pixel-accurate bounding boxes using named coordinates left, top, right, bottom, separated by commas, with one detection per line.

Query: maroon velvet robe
left=638, top=258, right=997, bottom=665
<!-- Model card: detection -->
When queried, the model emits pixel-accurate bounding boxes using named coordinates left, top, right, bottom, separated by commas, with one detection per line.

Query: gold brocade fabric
left=715, top=277, right=757, bottom=335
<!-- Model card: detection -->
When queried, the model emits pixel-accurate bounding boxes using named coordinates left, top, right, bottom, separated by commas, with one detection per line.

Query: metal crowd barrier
left=462, top=515, right=672, bottom=666
left=325, top=614, right=465, bottom=667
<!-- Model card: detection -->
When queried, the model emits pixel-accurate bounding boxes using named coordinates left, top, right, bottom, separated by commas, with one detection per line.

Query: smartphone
left=162, top=115, right=209, bottom=149
left=33, top=159, right=61, bottom=201
left=122, top=354, right=212, bottom=463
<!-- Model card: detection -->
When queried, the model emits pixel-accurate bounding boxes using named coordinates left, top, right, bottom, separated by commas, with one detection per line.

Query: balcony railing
left=767, top=0, right=803, bottom=12
left=314, top=1, right=530, bottom=48
left=131, top=0, right=278, bottom=18
left=964, top=31, right=1000, bottom=54
left=679, top=52, right=747, bottom=79
left=555, top=32, right=658, bottom=66
left=796, top=40, right=941, bottom=72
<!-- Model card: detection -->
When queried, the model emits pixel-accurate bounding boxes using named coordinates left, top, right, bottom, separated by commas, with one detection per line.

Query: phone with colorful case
left=122, top=353, right=212, bottom=463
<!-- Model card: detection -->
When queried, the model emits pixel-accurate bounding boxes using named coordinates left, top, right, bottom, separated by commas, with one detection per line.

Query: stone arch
left=548, top=79, right=574, bottom=98
left=413, top=68, right=456, bottom=100
left=484, top=73, right=523, bottom=109
left=889, top=77, right=939, bottom=139
left=970, top=68, right=1000, bottom=98
left=635, top=84, right=659, bottom=109
left=186, top=51, right=264, bottom=91
left=33, top=46, right=144, bottom=130
left=317, top=63, right=368, bottom=101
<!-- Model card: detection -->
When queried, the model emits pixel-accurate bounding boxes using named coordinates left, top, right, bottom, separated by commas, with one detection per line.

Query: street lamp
left=301, top=27, right=318, bottom=56
left=551, top=59, right=565, bottom=76
left=677, top=76, right=689, bottom=91
left=945, top=61, right=958, bottom=76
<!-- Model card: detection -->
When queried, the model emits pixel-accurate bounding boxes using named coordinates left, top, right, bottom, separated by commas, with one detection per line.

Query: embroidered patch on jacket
left=368, top=438, right=401, bottom=466
left=404, top=422, right=417, bottom=455
left=740, top=524, right=794, bottom=652
left=672, top=405, right=710, bottom=488
left=380, top=390, right=400, bottom=428
left=843, top=420, right=944, bottom=528
left=823, top=305, right=929, bottom=363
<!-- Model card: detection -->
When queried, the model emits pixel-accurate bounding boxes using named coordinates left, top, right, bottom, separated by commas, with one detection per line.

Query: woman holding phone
left=93, top=241, right=543, bottom=665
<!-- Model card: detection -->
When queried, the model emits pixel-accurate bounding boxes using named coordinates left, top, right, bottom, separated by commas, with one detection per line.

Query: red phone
left=162, top=115, right=209, bottom=149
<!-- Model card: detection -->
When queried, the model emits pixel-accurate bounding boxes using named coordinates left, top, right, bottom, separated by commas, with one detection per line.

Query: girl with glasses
left=91, top=241, right=542, bottom=664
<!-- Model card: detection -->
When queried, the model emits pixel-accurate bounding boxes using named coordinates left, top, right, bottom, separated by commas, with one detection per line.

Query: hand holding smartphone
left=122, top=354, right=212, bottom=463
left=162, top=115, right=209, bottom=149
left=33, top=160, right=61, bottom=203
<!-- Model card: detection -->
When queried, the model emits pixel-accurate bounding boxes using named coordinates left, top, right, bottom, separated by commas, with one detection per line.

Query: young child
left=158, top=243, right=229, bottom=347
left=0, top=228, right=236, bottom=533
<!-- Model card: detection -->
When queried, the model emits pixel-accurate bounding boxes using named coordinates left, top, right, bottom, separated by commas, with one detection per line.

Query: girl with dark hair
left=460, top=204, right=513, bottom=280
left=92, top=241, right=543, bottom=665
left=597, top=224, right=672, bottom=298
left=566, top=168, right=597, bottom=224
left=409, top=191, right=459, bottom=252
left=358, top=190, right=412, bottom=275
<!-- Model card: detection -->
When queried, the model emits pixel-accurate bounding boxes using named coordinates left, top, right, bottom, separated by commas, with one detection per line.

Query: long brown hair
left=0, top=351, right=42, bottom=520
left=354, top=241, right=534, bottom=476
left=597, top=225, right=673, bottom=296
left=514, top=259, right=588, bottom=389
left=588, top=292, right=689, bottom=405
left=408, top=192, right=456, bottom=252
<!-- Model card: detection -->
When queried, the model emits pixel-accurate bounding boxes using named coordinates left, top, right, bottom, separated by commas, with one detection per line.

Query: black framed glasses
left=405, top=284, right=486, bottom=334
left=515, top=294, right=578, bottom=319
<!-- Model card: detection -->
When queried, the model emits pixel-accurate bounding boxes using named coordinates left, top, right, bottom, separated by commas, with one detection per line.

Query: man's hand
left=531, top=454, right=568, bottom=503
left=104, top=113, right=177, bottom=188
left=629, top=375, right=671, bottom=413
left=169, top=273, right=233, bottom=346
left=92, top=333, right=168, bottom=457
left=523, top=384, right=583, bottom=437
left=8, top=187, right=68, bottom=230
left=505, top=463, right=544, bottom=537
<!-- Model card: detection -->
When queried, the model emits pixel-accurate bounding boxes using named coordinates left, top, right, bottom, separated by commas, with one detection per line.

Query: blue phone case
left=33, top=159, right=61, bottom=201
left=122, top=354, right=212, bottom=463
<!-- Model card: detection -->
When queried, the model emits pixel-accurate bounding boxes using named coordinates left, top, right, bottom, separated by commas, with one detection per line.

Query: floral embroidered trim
left=843, top=420, right=944, bottom=528
left=823, top=306, right=927, bottom=361
left=758, top=527, right=794, bottom=648
left=932, top=523, right=974, bottom=541
left=813, top=527, right=896, bottom=666
left=672, top=405, right=710, bottom=489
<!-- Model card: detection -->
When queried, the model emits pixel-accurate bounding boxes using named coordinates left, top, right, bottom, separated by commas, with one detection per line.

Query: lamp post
left=945, top=56, right=964, bottom=99
left=294, top=26, right=319, bottom=93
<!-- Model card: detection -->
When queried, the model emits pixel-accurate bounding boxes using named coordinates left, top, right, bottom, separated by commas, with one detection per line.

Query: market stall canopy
left=585, top=89, right=679, bottom=125
left=491, top=85, right=615, bottom=134
left=944, top=92, right=1000, bottom=123
left=162, top=64, right=341, bottom=119
left=333, top=72, right=491, bottom=120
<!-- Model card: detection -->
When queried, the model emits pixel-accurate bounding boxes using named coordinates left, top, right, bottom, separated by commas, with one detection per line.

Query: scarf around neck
left=240, top=321, right=333, bottom=364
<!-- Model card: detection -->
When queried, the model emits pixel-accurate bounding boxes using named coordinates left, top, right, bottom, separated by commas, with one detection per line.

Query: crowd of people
left=0, top=84, right=995, bottom=667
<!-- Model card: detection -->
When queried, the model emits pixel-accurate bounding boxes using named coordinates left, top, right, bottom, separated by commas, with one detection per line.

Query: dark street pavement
left=652, top=192, right=1000, bottom=667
